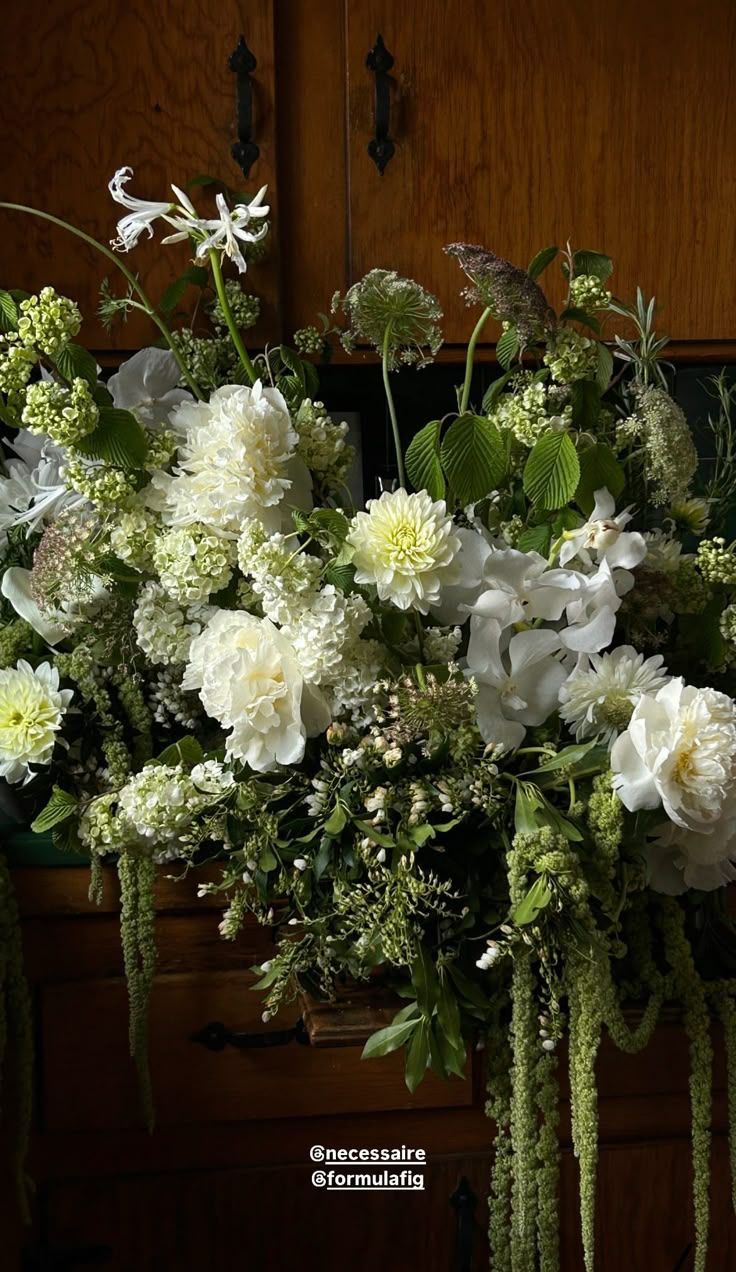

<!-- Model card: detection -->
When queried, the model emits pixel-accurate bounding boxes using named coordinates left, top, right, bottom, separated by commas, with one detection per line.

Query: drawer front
left=40, top=971, right=472, bottom=1132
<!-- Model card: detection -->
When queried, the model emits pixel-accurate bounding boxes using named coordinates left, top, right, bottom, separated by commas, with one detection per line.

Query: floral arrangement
left=2, top=171, right=736, bottom=1270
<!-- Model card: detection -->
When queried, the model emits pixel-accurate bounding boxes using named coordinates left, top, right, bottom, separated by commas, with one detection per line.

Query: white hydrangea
left=151, top=523, right=236, bottom=603
left=117, top=764, right=200, bottom=845
left=327, top=638, right=384, bottom=724
left=424, top=625, right=462, bottom=665
left=191, top=759, right=236, bottom=793
left=559, top=646, right=670, bottom=743
left=347, top=488, right=461, bottom=614
left=133, top=581, right=212, bottom=666
left=284, top=586, right=371, bottom=685
left=238, top=521, right=322, bottom=624
left=154, top=382, right=312, bottom=533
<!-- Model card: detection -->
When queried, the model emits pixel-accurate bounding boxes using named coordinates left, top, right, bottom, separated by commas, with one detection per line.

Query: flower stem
left=0, top=202, right=204, bottom=400
left=381, top=325, right=406, bottom=488
left=459, top=306, right=493, bottom=415
left=208, top=249, right=257, bottom=385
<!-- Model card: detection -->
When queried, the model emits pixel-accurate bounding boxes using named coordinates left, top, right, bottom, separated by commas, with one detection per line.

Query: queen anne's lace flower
left=156, top=382, right=311, bottom=534
left=559, top=646, right=669, bottom=742
left=0, top=660, right=73, bottom=784
left=347, top=488, right=461, bottom=613
left=611, top=679, right=736, bottom=831
left=183, top=609, right=330, bottom=771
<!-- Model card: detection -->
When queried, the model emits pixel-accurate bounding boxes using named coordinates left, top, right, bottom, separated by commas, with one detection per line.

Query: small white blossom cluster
left=133, top=581, right=213, bottom=666
left=16, top=287, right=82, bottom=359
left=424, top=625, right=462, bottom=664
left=151, top=523, right=236, bottom=603
left=238, top=521, right=322, bottom=624
left=295, top=399, right=352, bottom=478
left=149, top=666, right=201, bottom=729
left=107, top=505, right=158, bottom=570
left=490, top=375, right=572, bottom=447
left=543, top=327, right=598, bottom=383
left=284, top=586, right=371, bottom=686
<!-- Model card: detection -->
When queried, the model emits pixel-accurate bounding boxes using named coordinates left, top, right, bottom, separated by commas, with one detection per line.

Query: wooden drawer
left=40, top=971, right=473, bottom=1132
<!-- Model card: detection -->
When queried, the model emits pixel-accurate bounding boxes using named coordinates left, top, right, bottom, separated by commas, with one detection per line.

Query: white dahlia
left=611, top=678, right=736, bottom=830
left=559, top=646, right=669, bottom=743
left=346, top=488, right=461, bottom=613
left=182, top=609, right=330, bottom=771
left=0, top=660, right=73, bottom=784
left=157, top=382, right=311, bottom=534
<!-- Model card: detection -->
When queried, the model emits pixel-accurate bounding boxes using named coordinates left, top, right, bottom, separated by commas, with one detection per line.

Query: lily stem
left=459, top=306, right=493, bottom=415
left=0, top=202, right=203, bottom=399
left=381, top=324, right=406, bottom=489
left=208, top=249, right=257, bottom=385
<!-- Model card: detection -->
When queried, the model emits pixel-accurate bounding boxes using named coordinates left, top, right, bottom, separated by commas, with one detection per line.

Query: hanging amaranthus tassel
left=660, top=897, right=712, bottom=1272
left=0, top=854, right=33, bottom=1220
left=486, top=1002, right=513, bottom=1272
left=711, top=981, right=736, bottom=1216
left=536, top=1044, right=560, bottom=1272
left=117, top=853, right=157, bottom=1131
left=509, top=951, right=539, bottom=1271
left=567, top=953, right=604, bottom=1272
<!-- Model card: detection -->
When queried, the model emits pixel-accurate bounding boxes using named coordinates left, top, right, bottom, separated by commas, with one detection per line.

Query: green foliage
left=0, top=289, right=19, bottom=333
left=75, top=406, right=147, bottom=470
left=159, top=264, right=209, bottom=319
left=54, top=341, right=98, bottom=387
left=528, top=246, right=559, bottom=281
left=405, top=419, right=446, bottom=500
left=575, top=444, right=625, bottom=514
left=440, top=412, right=506, bottom=503
left=523, top=431, right=581, bottom=510
left=570, top=249, right=613, bottom=283
left=496, top=324, right=520, bottom=369
left=31, top=786, right=78, bottom=834
left=154, top=736, right=205, bottom=767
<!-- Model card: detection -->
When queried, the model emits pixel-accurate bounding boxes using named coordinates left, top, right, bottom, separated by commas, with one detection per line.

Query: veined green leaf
left=517, top=523, right=552, bottom=556
left=31, top=786, right=78, bottom=834
left=496, top=324, right=520, bottom=370
left=523, top=431, right=580, bottom=510
left=325, top=561, right=357, bottom=593
left=309, top=508, right=350, bottom=542
left=596, top=342, right=614, bottom=393
left=75, top=407, right=147, bottom=471
left=154, top=736, right=205, bottom=767
left=527, top=246, right=559, bottom=280
left=55, top=342, right=98, bottom=388
left=571, top=249, right=614, bottom=283
left=405, top=419, right=445, bottom=501
left=0, top=288, right=19, bottom=333
left=512, top=874, right=552, bottom=926
left=440, top=413, right=506, bottom=504
left=481, top=369, right=516, bottom=415
left=575, top=443, right=625, bottom=514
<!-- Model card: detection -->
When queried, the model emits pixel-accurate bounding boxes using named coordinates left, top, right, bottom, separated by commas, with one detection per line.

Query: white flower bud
left=294, top=857, right=308, bottom=872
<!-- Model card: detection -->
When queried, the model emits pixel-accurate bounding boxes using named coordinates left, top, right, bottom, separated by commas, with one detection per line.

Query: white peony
left=346, top=488, right=461, bottom=613
left=559, top=646, right=670, bottom=743
left=646, top=815, right=736, bottom=895
left=155, top=382, right=312, bottom=534
left=0, top=660, right=73, bottom=784
left=611, top=679, right=736, bottom=830
left=559, top=488, right=646, bottom=571
left=182, top=609, right=330, bottom=772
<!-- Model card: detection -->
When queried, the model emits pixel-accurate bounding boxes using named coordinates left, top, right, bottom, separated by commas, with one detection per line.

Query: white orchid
left=0, top=459, right=37, bottom=548
left=559, top=488, right=646, bottom=570
left=465, top=621, right=566, bottom=752
left=464, top=547, right=583, bottom=630
left=560, top=560, right=632, bottom=653
left=107, top=348, right=191, bottom=429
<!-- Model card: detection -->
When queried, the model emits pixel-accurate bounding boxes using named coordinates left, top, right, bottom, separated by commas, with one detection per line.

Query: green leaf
left=496, top=324, right=519, bottom=370
left=405, top=823, right=436, bottom=847
left=97, top=555, right=144, bottom=586
left=528, top=246, right=559, bottom=280
left=559, top=307, right=601, bottom=335
left=527, top=740, right=598, bottom=772
left=405, top=419, right=445, bottom=501
left=154, top=736, right=205, bottom=767
left=571, top=379, right=602, bottom=432
left=572, top=249, right=613, bottom=283
left=353, top=819, right=395, bottom=848
left=0, top=289, right=19, bottom=333
left=517, top=523, right=552, bottom=555
left=313, top=836, right=333, bottom=881
left=512, top=875, right=552, bottom=926
left=258, top=846, right=277, bottom=872
left=309, top=508, right=350, bottom=542
left=324, top=802, right=347, bottom=836
left=514, top=781, right=545, bottom=835
left=75, top=407, right=147, bottom=471
left=325, top=561, right=357, bottom=593
left=160, top=265, right=209, bottom=318
left=446, top=963, right=493, bottom=1011
left=440, top=413, right=506, bottom=504
left=596, top=342, right=614, bottom=393
left=362, top=1018, right=419, bottom=1060
left=411, top=945, right=440, bottom=1013
left=575, top=443, right=625, bottom=515
left=55, top=342, right=98, bottom=388
left=31, top=786, right=78, bottom=834
left=405, top=1019, right=429, bottom=1093
left=523, top=431, right=580, bottom=510
left=481, top=370, right=516, bottom=415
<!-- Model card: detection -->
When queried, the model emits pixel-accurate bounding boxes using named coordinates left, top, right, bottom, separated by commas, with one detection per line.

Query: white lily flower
left=193, top=190, right=270, bottom=274
left=465, top=621, right=567, bottom=752
left=559, top=488, right=647, bottom=571
left=108, top=167, right=182, bottom=252
left=107, top=347, right=191, bottom=429
left=6, top=431, right=82, bottom=531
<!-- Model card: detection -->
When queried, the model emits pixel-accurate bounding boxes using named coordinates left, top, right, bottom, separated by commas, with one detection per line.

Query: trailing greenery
left=0, top=855, right=32, bottom=1220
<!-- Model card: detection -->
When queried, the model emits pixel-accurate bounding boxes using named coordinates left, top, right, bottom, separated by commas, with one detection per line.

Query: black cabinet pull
left=366, top=34, right=395, bottom=174
left=228, top=34, right=260, bottom=177
left=450, top=1176, right=477, bottom=1272
left=190, top=1018, right=309, bottom=1051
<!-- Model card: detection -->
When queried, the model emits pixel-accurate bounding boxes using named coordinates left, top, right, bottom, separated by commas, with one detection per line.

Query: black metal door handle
left=190, top=1019, right=309, bottom=1051
left=229, top=35, right=260, bottom=177
left=366, top=34, right=395, bottom=174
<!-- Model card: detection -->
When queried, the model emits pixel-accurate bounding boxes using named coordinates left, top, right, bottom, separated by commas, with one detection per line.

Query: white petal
left=1, top=568, right=67, bottom=644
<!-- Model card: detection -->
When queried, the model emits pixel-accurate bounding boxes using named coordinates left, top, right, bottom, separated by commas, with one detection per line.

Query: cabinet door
left=0, top=0, right=278, bottom=351
left=343, top=0, right=736, bottom=345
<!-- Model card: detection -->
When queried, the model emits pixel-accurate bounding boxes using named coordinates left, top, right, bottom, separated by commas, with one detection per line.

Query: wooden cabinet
left=2, top=2, right=736, bottom=357
left=4, top=865, right=736, bottom=1270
